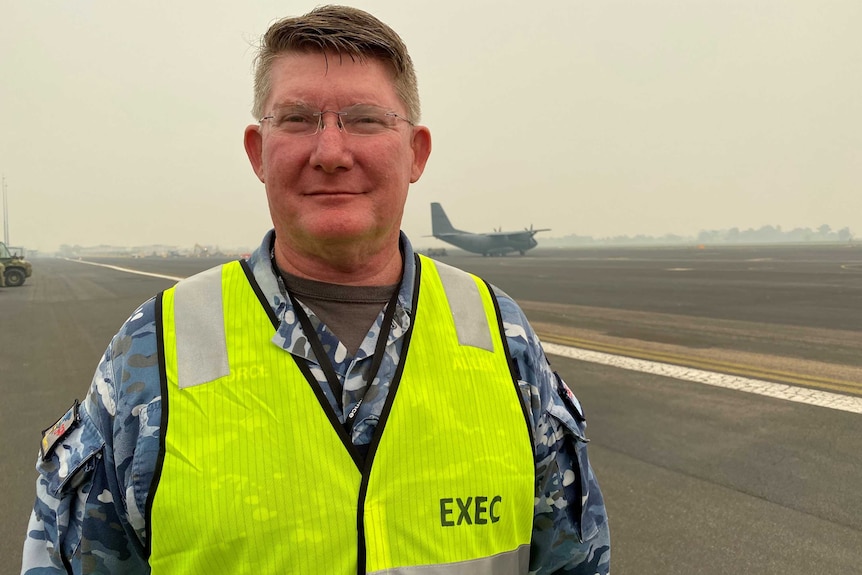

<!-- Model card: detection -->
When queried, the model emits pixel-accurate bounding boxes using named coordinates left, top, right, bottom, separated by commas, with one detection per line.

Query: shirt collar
left=246, top=229, right=417, bottom=357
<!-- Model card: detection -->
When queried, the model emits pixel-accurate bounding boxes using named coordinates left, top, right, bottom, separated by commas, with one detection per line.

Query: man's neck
left=273, top=236, right=404, bottom=286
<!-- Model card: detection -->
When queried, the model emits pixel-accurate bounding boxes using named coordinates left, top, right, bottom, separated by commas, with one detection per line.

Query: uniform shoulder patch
left=554, top=372, right=585, bottom=423
left=40, top=400, right=81, bottom=461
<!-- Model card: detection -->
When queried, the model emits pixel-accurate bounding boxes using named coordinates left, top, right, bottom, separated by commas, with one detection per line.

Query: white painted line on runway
left=68, top=258, right=862, bottom=414
left=67, top=259, right=184, bottom=282
left=543, top=342, right=862, bottom=415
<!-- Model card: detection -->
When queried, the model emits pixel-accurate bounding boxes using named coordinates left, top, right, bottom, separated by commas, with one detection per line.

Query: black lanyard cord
left=288, top=283, right=400, bottom=427
left=289, top=292, right=346, bottom=402
left=270, top=239, right=405, bottom=431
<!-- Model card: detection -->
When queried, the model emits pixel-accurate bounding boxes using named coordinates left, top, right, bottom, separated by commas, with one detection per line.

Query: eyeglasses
left=259, top=104, right=414, bottom=136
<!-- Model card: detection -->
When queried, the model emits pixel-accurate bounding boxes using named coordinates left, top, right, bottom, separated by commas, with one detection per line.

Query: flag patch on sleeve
left=40, top=400, right=81, bottom=461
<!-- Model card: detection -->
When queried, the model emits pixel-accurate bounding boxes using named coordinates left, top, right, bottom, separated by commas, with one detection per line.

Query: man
left=22, top=6, right=610, bottom=574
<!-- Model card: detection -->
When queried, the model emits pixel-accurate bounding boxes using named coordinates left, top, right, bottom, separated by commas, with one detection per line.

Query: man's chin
left=293, top=225, right=387, bottom=250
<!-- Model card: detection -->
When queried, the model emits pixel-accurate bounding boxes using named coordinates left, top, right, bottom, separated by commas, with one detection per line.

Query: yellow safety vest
left=149, top=256, right=534, bottom=574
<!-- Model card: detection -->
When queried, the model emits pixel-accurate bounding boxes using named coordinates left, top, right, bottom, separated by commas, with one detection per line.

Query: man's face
left=244, top=52, right=431, bottom=261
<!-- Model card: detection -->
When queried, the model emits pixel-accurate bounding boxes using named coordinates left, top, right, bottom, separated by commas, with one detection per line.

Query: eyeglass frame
left=258, top=104, right=415, bottom=137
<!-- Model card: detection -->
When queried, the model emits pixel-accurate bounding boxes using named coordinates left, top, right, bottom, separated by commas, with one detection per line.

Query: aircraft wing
left=486, top=229, right=551, bottom=238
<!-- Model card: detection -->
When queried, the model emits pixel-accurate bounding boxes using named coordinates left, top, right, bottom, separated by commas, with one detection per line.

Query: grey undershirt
left=280, top=271, right=398, bottom=357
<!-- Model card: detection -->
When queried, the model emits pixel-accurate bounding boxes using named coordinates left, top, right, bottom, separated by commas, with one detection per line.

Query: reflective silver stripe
left=367, top=544, right=529, bottom=575
left=433, top=260, right=493, bottom=352
left=172, top=265, right=230, bottom=389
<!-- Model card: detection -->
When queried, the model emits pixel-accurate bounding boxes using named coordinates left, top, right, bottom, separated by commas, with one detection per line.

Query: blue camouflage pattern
left=22, top=230, right=610, bottom=574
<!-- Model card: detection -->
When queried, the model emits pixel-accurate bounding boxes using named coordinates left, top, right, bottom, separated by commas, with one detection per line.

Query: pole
left=1, top=175, right=8, bottom=245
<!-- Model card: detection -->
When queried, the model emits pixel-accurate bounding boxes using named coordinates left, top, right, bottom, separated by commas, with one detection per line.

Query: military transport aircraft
left=430, top=202, right=550, bottom=256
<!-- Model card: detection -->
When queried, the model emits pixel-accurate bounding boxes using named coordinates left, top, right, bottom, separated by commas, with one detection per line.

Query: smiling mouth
left=306, top=190, right=364, bottom=197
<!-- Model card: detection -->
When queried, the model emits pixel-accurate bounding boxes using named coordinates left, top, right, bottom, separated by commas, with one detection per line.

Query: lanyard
left=270, top=244, right=403, bottom=433
left=287, top=286, right=399, bottom=433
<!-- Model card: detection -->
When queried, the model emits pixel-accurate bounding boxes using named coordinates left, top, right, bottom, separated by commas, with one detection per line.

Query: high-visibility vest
left=149, top=255, right=534, bottom=574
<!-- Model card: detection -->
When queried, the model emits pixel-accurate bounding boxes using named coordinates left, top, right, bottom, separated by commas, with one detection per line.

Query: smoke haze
left=1, top=0, right=859, bottom=252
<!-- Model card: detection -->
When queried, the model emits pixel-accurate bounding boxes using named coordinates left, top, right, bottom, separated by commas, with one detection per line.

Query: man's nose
left=310, top=114, right=353, bottom=173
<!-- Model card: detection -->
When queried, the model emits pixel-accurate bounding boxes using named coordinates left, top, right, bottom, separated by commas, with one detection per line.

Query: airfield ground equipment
left=0, top=242, right=32, bottom=287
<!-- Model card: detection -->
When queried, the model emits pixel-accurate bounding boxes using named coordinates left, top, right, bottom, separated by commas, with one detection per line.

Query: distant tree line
left=696, top=224, right=852, bottom=244
left=542, top=224, right=854, bottom=247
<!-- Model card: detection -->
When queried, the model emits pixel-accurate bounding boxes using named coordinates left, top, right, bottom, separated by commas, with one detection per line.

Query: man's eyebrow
left=270, top=100, right=318, bottom=109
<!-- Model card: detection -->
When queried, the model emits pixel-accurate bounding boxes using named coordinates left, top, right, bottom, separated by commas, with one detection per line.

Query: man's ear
left=244, top=125, right=265, bottom=182
left=410, top=126, right=432, bottom=183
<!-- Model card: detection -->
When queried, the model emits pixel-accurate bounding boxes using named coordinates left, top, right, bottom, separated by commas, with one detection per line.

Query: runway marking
left=69, top=258, right=862, bottom=414
left=67, top=259, right=183, bottom=282
left=541, top=333, right=861, bottom=396
left=542, top=342, right=862, bottom=415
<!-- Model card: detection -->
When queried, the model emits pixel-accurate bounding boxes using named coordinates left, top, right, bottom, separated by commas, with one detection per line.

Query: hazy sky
left=1, top=1, right=860, bottom=252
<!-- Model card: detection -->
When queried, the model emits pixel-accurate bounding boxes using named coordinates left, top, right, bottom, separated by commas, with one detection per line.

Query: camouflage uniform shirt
left=22, top=230, right=610, bottom=574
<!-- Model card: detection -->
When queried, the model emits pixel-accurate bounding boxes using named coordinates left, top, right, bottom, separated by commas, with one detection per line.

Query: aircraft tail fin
left=431, top=202, right=457, bottom=235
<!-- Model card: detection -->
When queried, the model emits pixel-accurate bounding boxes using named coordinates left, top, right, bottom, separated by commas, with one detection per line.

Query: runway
left=2, top=245, right=861, bottom=573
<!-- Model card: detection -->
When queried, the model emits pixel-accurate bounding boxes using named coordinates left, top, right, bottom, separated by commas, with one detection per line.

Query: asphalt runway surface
left=2, top=244, right=862, bottom=574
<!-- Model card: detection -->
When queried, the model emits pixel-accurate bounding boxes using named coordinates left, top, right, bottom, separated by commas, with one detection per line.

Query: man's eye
left=346, top=114, right=385, bottom=125
left=280, top=113, right=314, bottom=124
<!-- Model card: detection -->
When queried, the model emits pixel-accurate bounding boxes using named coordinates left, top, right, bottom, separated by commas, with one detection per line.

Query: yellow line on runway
left=538, top=332, right=862, bottom=397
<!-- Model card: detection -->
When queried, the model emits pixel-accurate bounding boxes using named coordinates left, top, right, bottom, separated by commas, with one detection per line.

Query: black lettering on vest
left=456, top=497, right=473, bottom=525
left=440, top=498, right=455, bottom=527
left=474, top=496, right=488, bottom=524
left=440, top=495, right=503, bottom=526
left=490, top=495, right=502, bottom=523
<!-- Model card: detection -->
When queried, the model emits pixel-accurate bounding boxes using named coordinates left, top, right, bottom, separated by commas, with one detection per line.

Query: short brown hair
left=251, top=5, right=420, bottom=123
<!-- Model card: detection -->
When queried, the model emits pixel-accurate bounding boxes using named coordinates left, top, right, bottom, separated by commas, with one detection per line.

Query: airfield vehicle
left=0, top=242, right=32, bottom=287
